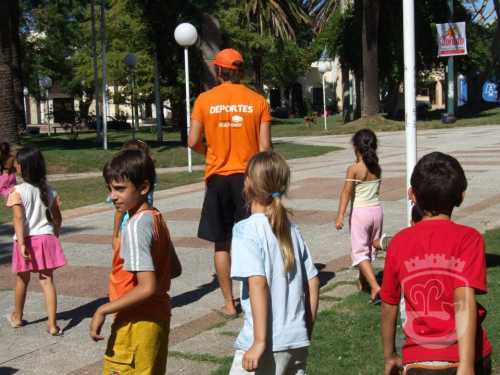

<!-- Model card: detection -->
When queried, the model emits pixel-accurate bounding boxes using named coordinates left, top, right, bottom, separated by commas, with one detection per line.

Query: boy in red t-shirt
left=381, top=152, right=492, bottom=375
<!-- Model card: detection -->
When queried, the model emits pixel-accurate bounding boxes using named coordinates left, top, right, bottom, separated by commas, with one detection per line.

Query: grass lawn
left=20, top=130, right=340, bottom=175
left=271, top=105, right=500, bottom=138
left=210, top=227, right=500, bottom=374
left=0, top=143, right=339, bottom=225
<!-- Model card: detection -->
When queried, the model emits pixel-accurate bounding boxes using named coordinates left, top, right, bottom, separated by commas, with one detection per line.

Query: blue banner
left=482, top=81, right=499, bottom=103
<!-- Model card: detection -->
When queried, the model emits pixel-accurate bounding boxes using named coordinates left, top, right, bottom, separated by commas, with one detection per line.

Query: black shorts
left=197, top=174, right=249, bottom=244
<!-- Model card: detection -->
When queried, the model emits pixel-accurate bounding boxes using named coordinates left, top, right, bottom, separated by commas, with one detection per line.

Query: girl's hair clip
left=271, top=192, right=281, bottom=199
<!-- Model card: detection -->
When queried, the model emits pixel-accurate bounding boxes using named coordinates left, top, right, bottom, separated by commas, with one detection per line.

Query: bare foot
left=369, top=287, right=381, bottom=304
left=8, top=312, right=24, bottom=328
left=220, top=303, right=237, bottom=318
left=47, top=326, right=62, bottom=336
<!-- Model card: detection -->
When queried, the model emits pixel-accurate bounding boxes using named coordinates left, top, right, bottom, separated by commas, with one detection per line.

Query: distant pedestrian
left=229, top=151, right=319, bottom=374
left=188, top=48, right=272, bottom=318
left=90, top=149, right=181, bottom=375
left=6, top=147, right=66, bottom=335
left=381, top=152, right=492, bottom=375
left=335, top=128, right=383, bottom=303
left=0, top=142, right=16, bottom=198
left=111, top=139, right=155, bottom=250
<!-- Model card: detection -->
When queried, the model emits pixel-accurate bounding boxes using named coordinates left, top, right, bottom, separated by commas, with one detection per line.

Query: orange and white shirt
left=191, top=83, right=272, bottom=179
left=109, top=208, right=173, bottom=322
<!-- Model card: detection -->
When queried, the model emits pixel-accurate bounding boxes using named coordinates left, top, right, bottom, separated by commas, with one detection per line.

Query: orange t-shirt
left=191, top=83, right=272, bottom=179
left=109, top=208, right=173, bottom=322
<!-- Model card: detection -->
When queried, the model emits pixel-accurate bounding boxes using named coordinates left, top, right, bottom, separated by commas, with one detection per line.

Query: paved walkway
left=1, top=126, right=500, bottom=374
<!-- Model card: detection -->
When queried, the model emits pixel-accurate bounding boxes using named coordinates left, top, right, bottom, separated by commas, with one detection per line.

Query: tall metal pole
left=403, top=0, right=417, bottom=226
left=446, top=0, right=456, bottom=122
left=184, top=48, right=192, bottom=173
left=130, top=69, right=136, bottom=139
left=322, top=73, right=328, bottom=130
left=100, top=0, right=108, bottom=150
left=154, top=50, right=163, bottom=142
left=90, top=0, right=101, bottom=139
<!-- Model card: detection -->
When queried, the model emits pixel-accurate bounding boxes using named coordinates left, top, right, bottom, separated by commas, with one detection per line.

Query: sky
left=464, top=0, right=497, bottom=24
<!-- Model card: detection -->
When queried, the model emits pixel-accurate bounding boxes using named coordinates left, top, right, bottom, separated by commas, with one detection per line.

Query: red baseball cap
left=212, top=48, right=244, bottom=70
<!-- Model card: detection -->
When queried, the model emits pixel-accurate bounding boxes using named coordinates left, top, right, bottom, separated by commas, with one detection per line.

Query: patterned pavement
left=1, top=126, right=500, bottom=374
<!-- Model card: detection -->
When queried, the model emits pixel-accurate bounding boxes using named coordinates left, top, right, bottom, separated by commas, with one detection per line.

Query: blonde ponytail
left=266, top=197, right=295, bottom=273
left=244, top=150, right=295, bottom=273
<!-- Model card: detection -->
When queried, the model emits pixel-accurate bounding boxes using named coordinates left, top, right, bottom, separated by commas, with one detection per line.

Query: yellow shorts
left=103, top=319, right=170, bottom=375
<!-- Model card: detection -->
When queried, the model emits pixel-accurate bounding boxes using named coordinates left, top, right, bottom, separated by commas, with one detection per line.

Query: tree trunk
left=361, top=0, right=380, bottom=117
left=252, top=52, right=263, bottom=92
left=0, top=0, right=21, bottom=144
left=492, top=0, right=500, bottom=69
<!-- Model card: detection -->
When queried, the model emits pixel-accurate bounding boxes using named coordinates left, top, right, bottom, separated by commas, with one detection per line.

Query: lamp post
left=317, top=61, right=332, bottom=131
left=39, top=76, right=52, bottom=136
left=124, top=53, right=138, bottom=139
left=23, top=87, right=29, bottom=129
left=174, top=22, right=198, bottom=173
left=403, top=0, right=417, bottom=226
left=443, top=0, right=456, bottom=124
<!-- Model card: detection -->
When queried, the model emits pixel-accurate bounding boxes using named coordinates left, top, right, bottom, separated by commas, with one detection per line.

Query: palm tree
left=0, top=0, right=21, bottom=144
left=306, top=0, right=380, bottom=117
left=243, top=0, right=309, bottom=90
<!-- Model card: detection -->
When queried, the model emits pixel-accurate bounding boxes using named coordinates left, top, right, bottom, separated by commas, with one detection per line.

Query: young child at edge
left=111, top=139, right=155, bottom=250
left=381, top=152, right=492, bottom=375
left=229, top=150, right=320, bottom=374
left=0, top=142, right=17, bottom=198
left=90, top=149, right=181, bottom=375
left=335, top=128, right=383, bottom=303
left=6, top=147, right=65, bottom=335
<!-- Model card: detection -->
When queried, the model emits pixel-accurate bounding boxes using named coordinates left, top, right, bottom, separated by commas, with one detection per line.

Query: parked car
left=88, top=116, right=131, bottom=130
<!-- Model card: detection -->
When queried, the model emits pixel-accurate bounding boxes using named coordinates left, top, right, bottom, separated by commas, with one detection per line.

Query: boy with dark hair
left=90, top=149, right=181, bottom=374
left=381, top=152, right=492, bottom=375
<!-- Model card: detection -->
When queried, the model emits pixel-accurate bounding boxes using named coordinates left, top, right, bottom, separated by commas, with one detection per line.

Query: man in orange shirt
left=188, top=48, right=272, bottom=317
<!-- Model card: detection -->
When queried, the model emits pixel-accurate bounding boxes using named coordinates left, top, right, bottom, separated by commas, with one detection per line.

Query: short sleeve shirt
left=191, top=83, right=272, bottom=179
left=380, top=220, right=492, bottom=364
left=231, top=213, right=318, bottom=352
left=109, top=209, right=173, bottom=322
left=6, top=182, right=59, bottom=238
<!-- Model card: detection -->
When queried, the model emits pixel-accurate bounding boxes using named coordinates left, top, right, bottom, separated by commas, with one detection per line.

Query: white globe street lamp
left=317, top=61, right=332, bottom=131
left=23, top=87, right=29, bottom=129
left=174, top=22, right=198, bottom=173
left=39, top=76, right=53, bottom=136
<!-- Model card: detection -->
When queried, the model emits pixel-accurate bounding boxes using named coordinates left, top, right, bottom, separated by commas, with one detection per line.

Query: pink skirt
left=12, top=234, right=66, bottom=273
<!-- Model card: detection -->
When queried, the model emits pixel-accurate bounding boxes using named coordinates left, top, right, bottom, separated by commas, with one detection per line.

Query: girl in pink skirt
left=6, top=147, right=66, bottom=335
left=0, top=142, right=16, bottom=198
left=335, top=129, right=383, bottom=304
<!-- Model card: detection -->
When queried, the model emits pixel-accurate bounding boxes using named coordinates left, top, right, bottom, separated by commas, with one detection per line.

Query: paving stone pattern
left=1, top=126, right=500, bottom=374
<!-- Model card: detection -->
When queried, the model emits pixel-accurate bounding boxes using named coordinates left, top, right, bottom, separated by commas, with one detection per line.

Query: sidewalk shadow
left=486, top=253, right=500, bottom=268
left=315, top=263, right=336, bottom=288
left=0, top=367, right=18, bottom=375
left=172, top=275, right=219, bottom=309
left=26, top=297, right=108, bottom=333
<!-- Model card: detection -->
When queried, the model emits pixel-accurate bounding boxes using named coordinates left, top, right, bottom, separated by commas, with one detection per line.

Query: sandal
left=213, top=307, right=238, bottom=320
left=7, top=313, right=26, bottom=328
left=47, top=326, right=63, bottom=336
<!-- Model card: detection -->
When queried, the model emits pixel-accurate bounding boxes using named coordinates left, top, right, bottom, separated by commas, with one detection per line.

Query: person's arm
left=89, top=271, right=156, bottom=341
left=12, top=204, right=29, bottom=259
left=50, top=198, right=62, bottom=238
left=259, top=123, right=271, bottom=151
left=306, top=275, right=320, bottom=338
left=242, top=275, right=268, bottom=371
left=112, top=210, right=124, bottom=248
left=335, top=166, right=356, bottom=230
left=169, top=240, right=182, bottom=279
left=455, top=287, right=477, bottom=375
left=188, top=119, right=207, bottom=155
left=381, top=302, right=402, bottom=375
